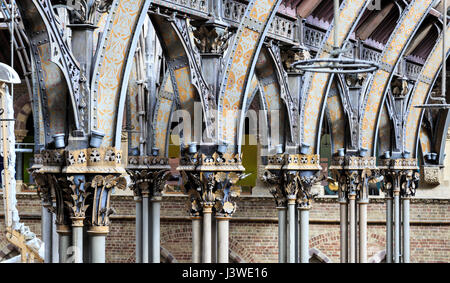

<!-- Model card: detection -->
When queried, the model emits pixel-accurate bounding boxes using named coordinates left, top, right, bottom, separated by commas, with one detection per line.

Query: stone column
left=142, top=192, right=150, bottom=263
left=212, top=214, right=217, bottom=263
left=338, top=192, right=348, bottom=263
left=277, top=207, right=287, bottom=263
left=402, top=197, right=410, bottom=263
left=52, top=214, right=59, bottom=263
left=56, top=225, right=71, bottom=263
left=358, top=199, right=368, bottom=263
left=87, top=175, right=127, bottom=263
left=72, top=217, right=84, bottom=263
left=88, top=226, right=108, bottom=263
left=150, top=196, right=161, bottom=263
left=191, top=216, right=202, bottom=263
left=299, top=206, right=310, bottom=263
left=41, top=206, right=53, bottom=262
left=217, top=216, right=230, bottom=263
left=386, top=192, right=393, bottom=263
left=348, top=193, right=356, bottom=263
left=127, top=159, right=170, bottom=264
left=202, top=204, right=213, bottom=263
left=393, top=187, right=400, bottom=263
left=288, top=198, right=296, bottom=263
left=135, top=196, right=143, bottom=263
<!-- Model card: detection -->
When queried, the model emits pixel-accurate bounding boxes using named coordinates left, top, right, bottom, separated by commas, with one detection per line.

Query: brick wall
left=0, top=193, right=449, bottom=263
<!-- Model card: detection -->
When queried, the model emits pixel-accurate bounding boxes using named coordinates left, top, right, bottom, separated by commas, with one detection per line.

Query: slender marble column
left=217, top=216, right=230, bottom=263
left=88, top=227, right=108, bottom=263
left=386, top=195, right=393, bottom=263
left=142, top=194, right=149, bottom=263
left=295, top=207, right=299, bottom=263
left=135, top=196, right=143, bottom=263
left=402, top=197, right=410, bottom=263
left=348, top=194, right=356, bottom=263
left=339, top=198, right=348, bottom=263
left=191, top=216, right=202, bottom=263
left=358, top=200, right=368, bottom=263
left=41, top=207, right=52, bottom=263
left=52, top=215, right=59, bottom=263
left=277, top=207, right=287, bottom=263
left=299, top=207, right=310, bottom=263
left=202, top=205, right=213, bottom=263
left=288, top=198, right=296, bottom=263
left=212, top=214, right=217, bottom=263
left=72, top=218, right=84, bottom=263
left=151, top=197, right=161, bottom=263
left=393, top=189, right=400, bottom=263
left=56, top=225, right=71, bottom=263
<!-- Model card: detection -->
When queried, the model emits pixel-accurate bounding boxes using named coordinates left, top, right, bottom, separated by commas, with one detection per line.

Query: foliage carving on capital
left=66, top=0, right=114, bottom=24
left=59, top=176, right=90, bottom=220
left=87, top=175, right=127, bottom=227
left=281, top=49, right=311, bottom=72
left=192, top=26, right=232, bottom=54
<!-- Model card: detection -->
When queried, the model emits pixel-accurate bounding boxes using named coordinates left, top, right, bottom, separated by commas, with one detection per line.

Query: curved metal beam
left=217, top=0, right=282, bottom=150
left=149, top=13, right=209, bottom=146
left=404, top=24, right=450, bottom=159
left=360, top=0, right=434, bottom=156
left=326, top=79, right=345, bottom=154
left=300, top=0, right=370, bottom=154
left=16, top=0, right=78, bottom=145
left=90, top=0, right=152, bottom=148
left=152, top=70, right=175, bottom=157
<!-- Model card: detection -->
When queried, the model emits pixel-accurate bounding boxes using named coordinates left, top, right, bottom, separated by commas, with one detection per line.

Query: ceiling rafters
left=296, top=0, right=324, bottom=18
left=356, top=2, right=395, bottom=40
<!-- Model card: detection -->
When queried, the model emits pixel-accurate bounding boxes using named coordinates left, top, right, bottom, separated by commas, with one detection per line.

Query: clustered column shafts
left=264, top=153, right=322, bottom=263
left=180, top=149, right=246, bottom=263
left=382, top=160, right=419, bottom=263
left=331, top=156, right=380, bottom=263
left=127, top=160, right=171, bottom=264
left=32, top=153, right=128, bottom=263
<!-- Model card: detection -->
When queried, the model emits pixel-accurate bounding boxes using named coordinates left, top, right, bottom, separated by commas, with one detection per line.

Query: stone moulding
left=330, top=156, right=377, bottom=170
left=265, top=154, right=322, bottom=171
left=36, top=147, right=125, bottom=174
left=178, top=152, right=245, bottom=172
left=127, top=155, right=171, bottom=170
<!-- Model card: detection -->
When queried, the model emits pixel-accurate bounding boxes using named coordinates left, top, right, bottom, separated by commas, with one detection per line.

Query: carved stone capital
left=192, top=25, right=232, bottom=54
left=422, top=166, right=440, bottom=185
left=58, top=175, right=90, bottom=223
left=181, top=170, right=245, bottom=217
left=87, top=175, right=127, bottom=228
left=127, top=167, right=171, bottom=198
left=281, top=48, right=311, bottom=73
left=67, top=0, right=113, bottom=25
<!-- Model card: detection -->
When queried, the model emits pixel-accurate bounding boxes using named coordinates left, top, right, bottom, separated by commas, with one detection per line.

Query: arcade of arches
left=0, top=0, right=449, bottom=263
